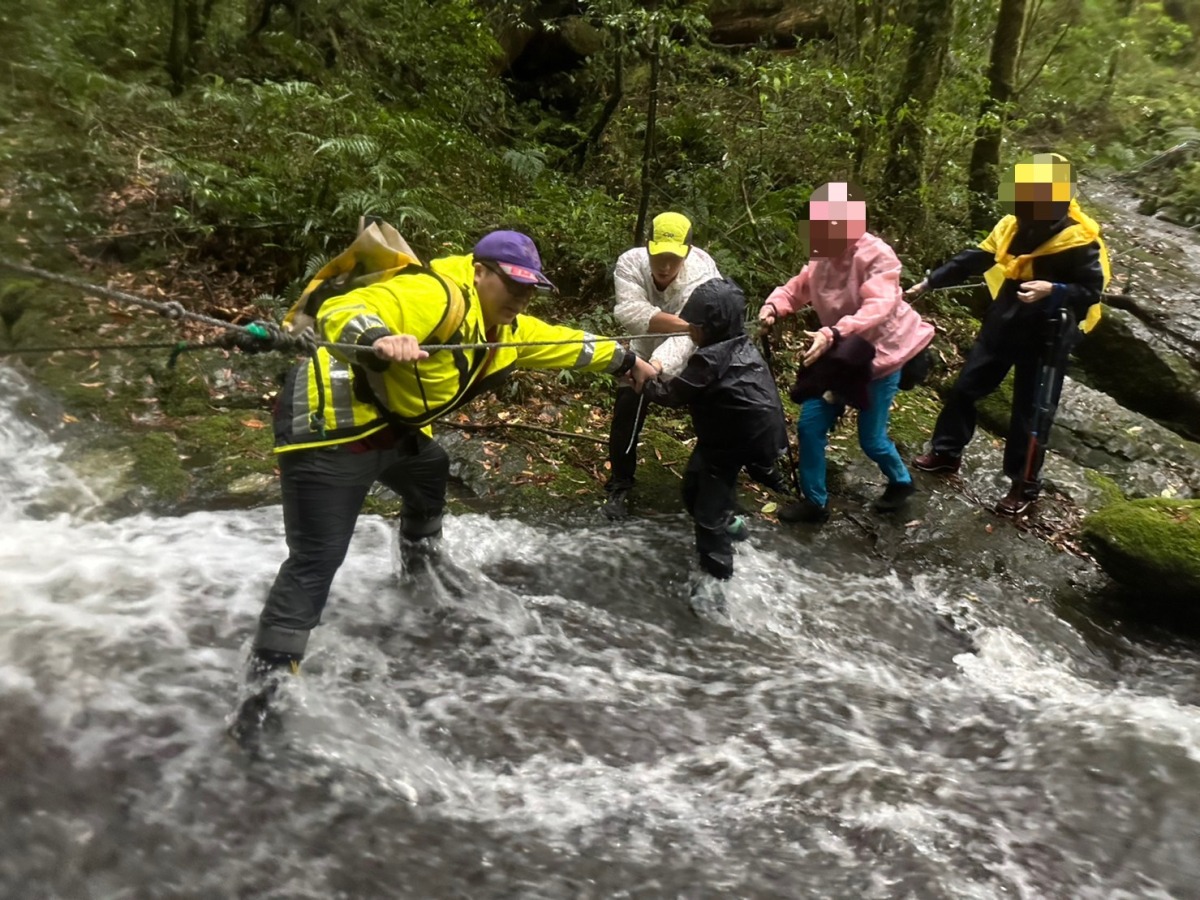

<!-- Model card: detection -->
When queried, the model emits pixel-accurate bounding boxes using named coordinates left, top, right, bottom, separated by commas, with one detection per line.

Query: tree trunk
left=167, top=0, right=191, bottom=94
left=1099, top=0, right=1137, bottom=108
left=572, top=43, right=623, bottom=174
left=881, top=0, right=956, bottom=231
left=634, top=32, right=662, bottom=246
left=167, top=0, right=211, bottom=92
left=967, top=0, right=1028, bottom=232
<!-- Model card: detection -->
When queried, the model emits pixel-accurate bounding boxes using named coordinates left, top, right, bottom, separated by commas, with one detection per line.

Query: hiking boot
left=726, top=514, right=750, bottom=542
left=747, top=462, right=791, bottom=494
left=873, top=480, right=916, bottom=513
left=995, top=482, right=1038, bottom=516
left=778, top=497, right=830, bottom=524
left=602, top=488, right=630, bottom=521
left=229, top=687, right=283, bottom=746
left=912, top=450, right=961, bottom=474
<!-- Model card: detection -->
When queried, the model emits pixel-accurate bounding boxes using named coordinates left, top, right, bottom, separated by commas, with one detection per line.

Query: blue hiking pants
left=796, top=370, right=911, bottom=507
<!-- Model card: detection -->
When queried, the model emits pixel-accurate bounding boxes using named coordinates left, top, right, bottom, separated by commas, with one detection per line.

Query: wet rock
left=1050, top=377, right=1200, bottom=500
left=1085, top=181, right=1200, bottom=378
left=64, top=445, right=138, bottom=507
left=1083, top=499, right=1200, bottom=601
left=227, top=472, right=277, bottom=498
left=1073, top=306, right=1200, bottom=441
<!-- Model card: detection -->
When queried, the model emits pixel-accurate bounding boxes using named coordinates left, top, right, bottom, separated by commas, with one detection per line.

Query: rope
left=420, top=332, right=688, bottom=353
left=1, top=340, right=191, bottom=355
left=2, top=256, right=1152, bottom=363
left=0, top=257, right=688, bottom=358
left=0, top=258, right=316, bottom=354
left=925, top=282, right=986, bottom=292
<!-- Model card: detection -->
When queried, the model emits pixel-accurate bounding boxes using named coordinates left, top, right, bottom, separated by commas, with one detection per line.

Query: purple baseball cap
left=472, top=230, right=557, bottom=292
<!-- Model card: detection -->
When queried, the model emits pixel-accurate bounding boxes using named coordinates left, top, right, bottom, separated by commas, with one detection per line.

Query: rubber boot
left=229, top=648, right=301, bottom=749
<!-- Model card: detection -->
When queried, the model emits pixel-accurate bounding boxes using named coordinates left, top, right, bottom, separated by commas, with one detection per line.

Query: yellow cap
left=647, top=212, right=693, bottom=258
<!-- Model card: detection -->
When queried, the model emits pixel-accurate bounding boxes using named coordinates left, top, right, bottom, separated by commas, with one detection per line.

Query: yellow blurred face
left=999, top=154, right=1075, bottom=221
left=474, top=262, right=536, bottom=328
left=650, top=252, right=686, bottom=289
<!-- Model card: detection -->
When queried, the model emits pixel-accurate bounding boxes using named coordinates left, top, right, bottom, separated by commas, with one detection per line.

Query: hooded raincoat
left=641, top=278, right=788, bottom=579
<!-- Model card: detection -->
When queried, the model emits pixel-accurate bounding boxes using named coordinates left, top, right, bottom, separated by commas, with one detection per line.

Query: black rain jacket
left=641, top=278, right=787, bottom=467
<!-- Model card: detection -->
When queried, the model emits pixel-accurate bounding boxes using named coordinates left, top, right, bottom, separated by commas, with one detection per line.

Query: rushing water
left=2, top=365, right=1199, bottom=899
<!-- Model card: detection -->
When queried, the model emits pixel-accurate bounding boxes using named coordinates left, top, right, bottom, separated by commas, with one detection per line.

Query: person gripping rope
left=602, top=212, right=722, bottom=520
left=640, top=277, right=789, bottom=607
left=233, top=229, right=657, bottom=740
left=909, top=153, right=1109, bottom=515
left=757, top=182, right=934, bottom=523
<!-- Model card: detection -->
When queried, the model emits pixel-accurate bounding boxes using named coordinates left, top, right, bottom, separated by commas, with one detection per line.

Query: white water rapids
left=2, top=364, right=1199, bottom=899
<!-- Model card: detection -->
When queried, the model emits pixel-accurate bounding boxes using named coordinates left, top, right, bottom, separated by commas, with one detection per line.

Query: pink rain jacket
left=762, top=232, right=934, bottom=380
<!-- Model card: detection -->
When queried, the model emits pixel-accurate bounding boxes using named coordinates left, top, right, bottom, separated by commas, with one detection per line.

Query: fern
left=316, top=136, right=380, bottom=160
left=503, top=148, right=548, bottom=182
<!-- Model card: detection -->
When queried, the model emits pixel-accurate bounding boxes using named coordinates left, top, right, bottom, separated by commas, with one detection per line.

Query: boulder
left=1073, top=305, right=1200, bottom=441
left=706, top=1, right=833, bottom=46
left=1050, top=376, right=1200, bottom=500
left=1083, top=499, right=1200, bottom=601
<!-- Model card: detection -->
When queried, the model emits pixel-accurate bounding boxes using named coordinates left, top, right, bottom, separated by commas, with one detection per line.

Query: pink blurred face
left=808, top=196, right=867, bottom=258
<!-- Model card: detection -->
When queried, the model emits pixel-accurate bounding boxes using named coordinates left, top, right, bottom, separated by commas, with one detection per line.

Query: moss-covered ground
left=1083, top=499, right=1200, bottom=600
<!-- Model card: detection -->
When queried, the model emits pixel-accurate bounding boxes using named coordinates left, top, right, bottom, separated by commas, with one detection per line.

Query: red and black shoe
left=995, top=482, right=1038, bottom=516
left=912, top=450, right=961, bottom=474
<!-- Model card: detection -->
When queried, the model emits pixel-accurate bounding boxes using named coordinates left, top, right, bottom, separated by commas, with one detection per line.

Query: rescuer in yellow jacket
left=234, top=230, right=656, bottom=739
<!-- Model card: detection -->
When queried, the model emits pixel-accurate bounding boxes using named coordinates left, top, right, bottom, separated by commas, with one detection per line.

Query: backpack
left=284, top=217, right=466, bottom=345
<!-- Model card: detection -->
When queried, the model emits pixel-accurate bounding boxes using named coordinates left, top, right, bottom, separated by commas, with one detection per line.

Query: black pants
left=682, top=445, right=743, bottom=580
left=606, top=385, right=652, bottom=492
left=254, top=430, right=449, bottom=658
left=931, top=336, right=1071, bottom=491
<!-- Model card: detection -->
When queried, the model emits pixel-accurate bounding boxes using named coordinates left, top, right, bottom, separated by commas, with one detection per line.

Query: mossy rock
left=1083, top=469, right=1126, bottom=507
left=1082, top=498, right=1200, bottom=600
left=886, top=384, right=942, bottom=455
left=1073, top=306, right=1200, bottom=441
left=130, top=431, right=189, bottom=504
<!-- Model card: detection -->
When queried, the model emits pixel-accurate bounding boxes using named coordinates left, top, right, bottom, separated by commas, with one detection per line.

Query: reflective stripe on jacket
left=274, top=253, right=626, bottom=452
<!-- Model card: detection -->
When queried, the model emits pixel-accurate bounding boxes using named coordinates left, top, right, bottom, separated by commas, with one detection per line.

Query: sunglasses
left=480, top=261, right=548, bottom=299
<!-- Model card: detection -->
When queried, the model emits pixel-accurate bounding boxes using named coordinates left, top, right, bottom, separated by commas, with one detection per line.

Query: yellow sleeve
left=509, top=315, right=626, bottom=373
left=315, top=273, right=452, bottom=365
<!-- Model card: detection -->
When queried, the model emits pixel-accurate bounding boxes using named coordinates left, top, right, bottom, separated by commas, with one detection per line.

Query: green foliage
left=3, top=0, right=1198, bottom=319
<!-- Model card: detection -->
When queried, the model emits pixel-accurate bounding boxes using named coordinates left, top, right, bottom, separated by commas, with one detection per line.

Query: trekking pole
left=759, top=326, right=802, bottom=496
left=1017, top=305, right=1071, bottom=500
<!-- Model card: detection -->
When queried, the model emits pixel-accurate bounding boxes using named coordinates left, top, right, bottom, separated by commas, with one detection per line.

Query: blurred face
left=807, top=216, right=867, bottom=258
left=650, top=252, right=686, bottom=290
left=806, top=186, right=868, bottom=258
left=474, top=262, right=537, bottom=328
left=1000, top=156, right=1074, bottom=222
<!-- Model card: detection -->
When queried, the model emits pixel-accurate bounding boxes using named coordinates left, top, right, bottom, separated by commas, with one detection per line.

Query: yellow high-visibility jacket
left=274, top=253, right=627, bottom=452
